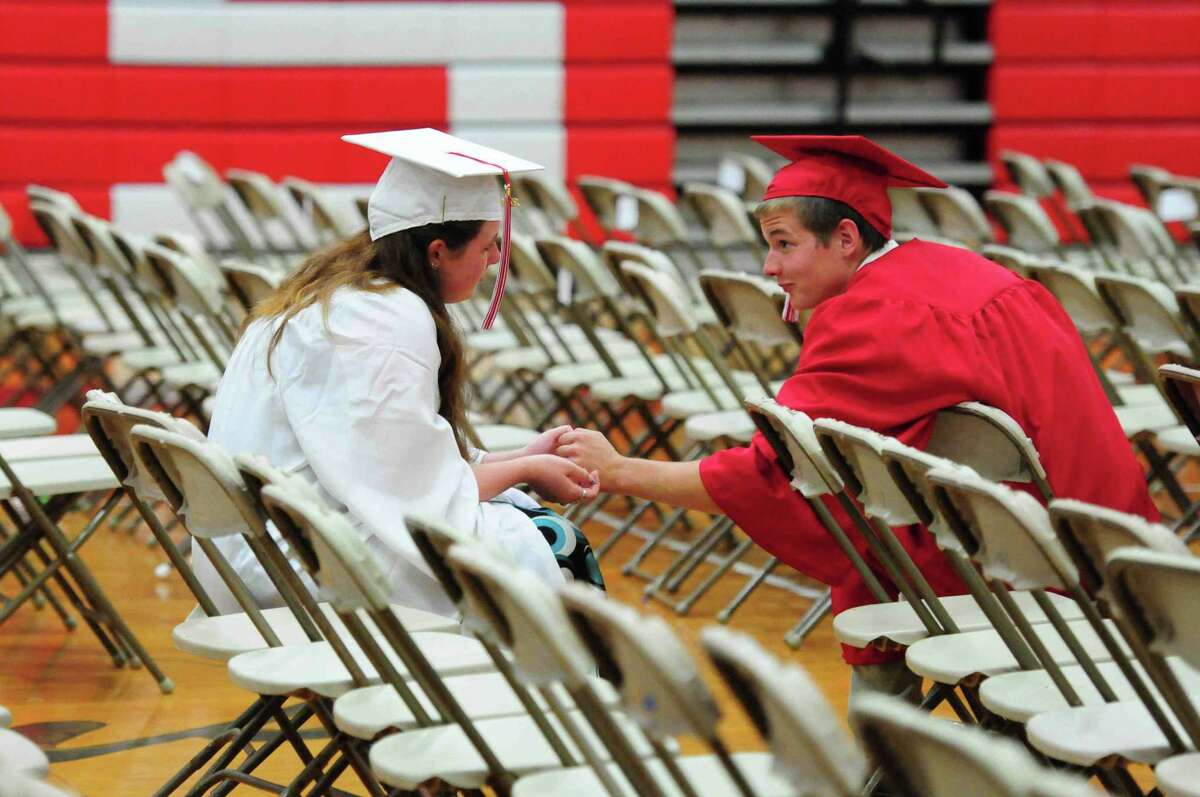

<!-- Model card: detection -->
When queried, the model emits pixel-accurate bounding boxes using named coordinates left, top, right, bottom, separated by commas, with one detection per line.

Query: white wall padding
left=109, top=2, right=564, bottom=65
left=449, top=65, right=564, bottom=124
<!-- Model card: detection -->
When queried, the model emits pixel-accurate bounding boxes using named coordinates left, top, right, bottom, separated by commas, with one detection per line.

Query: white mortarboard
left=342, top=128, right=544, bottom=329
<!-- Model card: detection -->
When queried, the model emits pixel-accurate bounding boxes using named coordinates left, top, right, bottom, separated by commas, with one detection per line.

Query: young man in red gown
left=557, top=135, right=1156, bottom=692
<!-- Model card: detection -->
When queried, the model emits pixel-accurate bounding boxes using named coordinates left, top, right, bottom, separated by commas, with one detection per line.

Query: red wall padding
left=991, top=67, right=1200, bottom=121
left=992, top=2, right=1200, bottom=62
left=0, top=1, right=675, bottom=245
left=989, top=0, right=1200, bottom=236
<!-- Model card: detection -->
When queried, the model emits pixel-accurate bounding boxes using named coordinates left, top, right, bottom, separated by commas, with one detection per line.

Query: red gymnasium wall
left=990, top=0, right=1200, bottom=207
left=0, top=0, right=674, bottom=244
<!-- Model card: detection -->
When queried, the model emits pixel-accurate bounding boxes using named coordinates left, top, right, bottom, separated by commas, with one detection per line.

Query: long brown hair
left=248, top=223, right=482, bottom=457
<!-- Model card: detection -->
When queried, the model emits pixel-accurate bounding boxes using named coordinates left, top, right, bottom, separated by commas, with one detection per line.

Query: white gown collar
left=855, top=239, right=899, bottom=272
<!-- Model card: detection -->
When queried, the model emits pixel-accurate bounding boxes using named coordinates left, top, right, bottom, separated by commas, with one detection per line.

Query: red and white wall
left=989, top=0, right=1200, bottom=211
left=1, top=0, right=674, bottom=244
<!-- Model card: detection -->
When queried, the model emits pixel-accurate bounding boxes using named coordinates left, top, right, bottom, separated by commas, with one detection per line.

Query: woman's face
left=429, top=221, right=501, bottom=303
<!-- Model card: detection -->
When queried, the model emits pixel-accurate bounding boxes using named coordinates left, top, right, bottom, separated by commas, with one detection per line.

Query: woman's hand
left=521, top=425, right=573, bottom=457
left=522, top=454, right=600, bottom=505
left=555, top=429, right=623, bottom=491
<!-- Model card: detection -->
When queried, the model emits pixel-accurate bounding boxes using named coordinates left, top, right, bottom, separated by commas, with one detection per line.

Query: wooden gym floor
left=0, top=506, right=852, bottom=795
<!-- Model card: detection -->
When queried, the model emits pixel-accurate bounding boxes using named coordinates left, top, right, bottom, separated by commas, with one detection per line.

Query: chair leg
left=716, top=556, right=778, bottom=624
left=783, top=589, right=833, bottom=649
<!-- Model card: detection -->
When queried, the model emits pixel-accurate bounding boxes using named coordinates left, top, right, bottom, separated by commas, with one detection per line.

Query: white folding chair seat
left=474, top=424, right=538, bottom=452
left=159, top=361, right=222, bottom=392
left=1157, top=752, right=1200, bottom=797
left=1114, top=400, right=1179, bottom=438
left=172, top=600, right=457, bottom=661
left=0, top=456, right=118, bottom=496
left=227, top=628, right=494, bottom=700
left=682, top=409, right=756, bottom=444
left=335, top=676, right=618, bottom=741
left=1152, top=424, right=1200, bottom=456
left=488, top=337, right=642, bottom=375
left=833, top=591, right=1082, bottom=649
left=1026, top=698, right=1185, bottom=766
left=0, top=435, right=96, bottom=461
left=980, top=657, right=1200, bottom=724
left=512, top=753, right=790, bottom=797
left=0, top=728, right=48, bottom=778
left=0, top=410, right=56, bottom=439
left=558, top=356, right=768, bottom=401
left=660, top=381, right=781, bottom=419
left=370, top=708, right=668, bottom=791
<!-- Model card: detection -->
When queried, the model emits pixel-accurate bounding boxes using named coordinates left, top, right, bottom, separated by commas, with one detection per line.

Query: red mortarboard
left=752, top=135, right=948, bottom=238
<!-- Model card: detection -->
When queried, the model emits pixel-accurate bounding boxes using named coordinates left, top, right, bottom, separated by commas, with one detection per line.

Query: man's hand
left=521, top=425, right=573, bottom=457
left=522, top=454, right=600, bottom=505
left=555, top=429, right=623, bottom=491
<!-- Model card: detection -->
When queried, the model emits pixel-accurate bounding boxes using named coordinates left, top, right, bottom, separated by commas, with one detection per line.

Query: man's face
left=759, top=210, right=858, bottom=310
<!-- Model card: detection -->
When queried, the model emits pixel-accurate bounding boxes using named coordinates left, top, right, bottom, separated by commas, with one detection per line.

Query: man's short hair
left=753, top=196, right=887, bottom=253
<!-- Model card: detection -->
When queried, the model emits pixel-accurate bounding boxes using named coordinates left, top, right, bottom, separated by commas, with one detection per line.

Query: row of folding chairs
left=741, top=374, right=1200, bottom=797
left=980, top=246, right=1200, bottom=531
left=998, top=150, right=1200, bottom=284
left=76, top=388, right=1105, bottom=797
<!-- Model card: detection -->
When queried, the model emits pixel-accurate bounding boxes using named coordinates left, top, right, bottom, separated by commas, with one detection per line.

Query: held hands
left=521, top=425, right=574, bottom=457
left=522, top=454, right=599, bottom=505
left=554, top=429, right=622, bottom=491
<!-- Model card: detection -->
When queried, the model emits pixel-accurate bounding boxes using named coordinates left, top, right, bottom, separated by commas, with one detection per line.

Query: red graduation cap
left=752, top=135, right=947, bottom=239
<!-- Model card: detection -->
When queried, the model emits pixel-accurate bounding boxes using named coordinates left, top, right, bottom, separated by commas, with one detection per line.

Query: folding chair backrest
left=925, top=466, right=1075, bottom=591
left=877, top=439, right=968, bottom=548
left=220, top=259, right=280, bottom=313
left=600, top=240, right=687, bottom=296
left=631, top=186, right=688, bottom=248
left=164, top=151, right=227, bottom=211
left=1129, top=164, right=1172, bottom=208
left=514, top=171, right=579, bottom=227
left=558, top=583, right=720, bottom=739
left=888, top=187, right=940, bottom=237
left=129, top=425, right=257, bottom=540
left=28, top=200, right=90, bottom=266
left=983, top=191, right=1060, bottom=254
left=281, top=176, right=360, bottom=241
left=926, top=402, right=1048, bottom=490
left=1033, top=266, right=1118, bottom=338
left=507, top=233, right=558, bottom=294
left=71, top=214, right=136, bottom=284
left=681, top=182, right=761, bottom=249
left=258, top=481, right=389, bottom=612
left=144, top=243, right=229, bottom=320
left=980, top=244, right=1035, bottom=279
left=1043, top=159, right=1095, bottom=210
left=577, top=176, right=634, bottom=235
left=1048, top=498, right=1188, bottom=602
left=620, top=259, right=697, bottom=336
left=226, top=168, right=288, bottom=222
left=698, top=271, right=797, bottom=348
left=915, top=187, right=992, bottom=249
left=813, top=419, right=918, bottom=527
left=850, top=694, right=1092, bottom=797
left=701, top=626, right=867, bottom=797
left=404, top=514, right=474, bottom=612
left=743, top=398, right=842, bottom=498
left=79, top=391, right=200, bottom=503
left=1094, top=274, right=1194, bottom=359
left=535, top=235, right=620, bottom=301
left=446, top=543, right=593, bottom=686
left=1160, top=363, right=1200, bottom=437
left=26, top=185, right=81, bottom=212
left=1106, top=548, right=1200, bottom=669
left=1001, top=150, right=1056, bottom=199
left=719, top=152, right=774, bottom=203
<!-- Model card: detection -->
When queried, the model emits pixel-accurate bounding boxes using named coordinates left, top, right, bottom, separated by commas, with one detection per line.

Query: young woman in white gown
left=198, top=130, right=603, bottom=617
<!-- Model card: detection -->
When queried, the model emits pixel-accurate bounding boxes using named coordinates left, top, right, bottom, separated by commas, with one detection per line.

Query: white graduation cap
left=342, top=128, right=544, bottom=329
